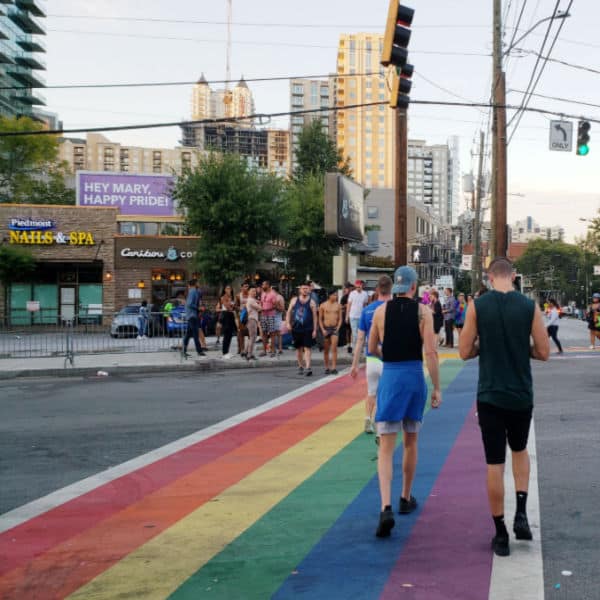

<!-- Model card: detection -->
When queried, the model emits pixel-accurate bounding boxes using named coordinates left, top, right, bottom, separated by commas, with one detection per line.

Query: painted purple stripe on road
left=380, top=407, right=493, bottom=600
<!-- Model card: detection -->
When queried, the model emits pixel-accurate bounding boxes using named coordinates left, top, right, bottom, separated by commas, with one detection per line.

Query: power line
left=47, top=14, right=493, bottom=29
left=508, top=0, right=574, bottom=144
left=46, top=28, right=490, bottom=58
left=512, top=47, right=600, bottom=76
left=2, top=99, right=600, bottom=138
left=510, top=89, right=600, bottom=111
left=0, top=71, right=383, bottom=91
left=506, top=0, right=560, bottom=130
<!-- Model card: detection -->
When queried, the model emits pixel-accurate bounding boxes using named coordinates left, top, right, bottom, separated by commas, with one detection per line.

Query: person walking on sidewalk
left=319, top=289, right=342, bottom=375
left=183, top=279, right=206, bottom=358
left=287, top=283, right=318, bottom=376
left=368, top=266, right=441, bottom=538
left=545, top=299, right=563, bottom=354
left=350, top=275, right=393, bottom=436
left=459, top=257, right=549, bottom=557
left=442, top=287, right=457, bottom=347
left=430, top=290, right=444, bottom=345
left=260, top=280, right=279, bottom=357
left=346, top=280, right=369, bottom=355
left=137, top=300, right=149, bottom=339
left=587, top=293, right=600, bottom=349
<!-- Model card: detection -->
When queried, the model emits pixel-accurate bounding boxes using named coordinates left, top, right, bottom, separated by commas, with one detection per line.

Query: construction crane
left=223, top=0, right=233, bottom=116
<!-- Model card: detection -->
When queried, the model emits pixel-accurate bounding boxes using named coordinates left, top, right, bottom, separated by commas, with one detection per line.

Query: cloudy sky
left=44, top=0, right=600, bottom=240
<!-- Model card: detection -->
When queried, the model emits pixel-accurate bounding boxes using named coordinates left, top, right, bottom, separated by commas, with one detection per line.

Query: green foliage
left=0, top=116, right=73, bottom=204
left=174, top=152, right=283, bottom=286
left=515, top=239, right=592, bottom=303
left=294, top=120, right=352, bottom=179
left=281, top=174, right=340, bottom=284
left=0, top=245, right=36, bottom=287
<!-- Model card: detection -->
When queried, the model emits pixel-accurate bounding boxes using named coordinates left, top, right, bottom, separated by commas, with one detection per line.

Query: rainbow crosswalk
left=0, top=359, right=529, bottom=599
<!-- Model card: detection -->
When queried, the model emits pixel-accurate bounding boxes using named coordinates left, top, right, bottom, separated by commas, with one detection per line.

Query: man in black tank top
left=368, top=266, right=442, bottom=538
left=459, top=257, right=549, bottom=557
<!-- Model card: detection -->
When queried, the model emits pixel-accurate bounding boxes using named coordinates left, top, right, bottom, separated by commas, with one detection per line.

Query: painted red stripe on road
left=0, top=375, right=359, bottom=578
left=380, top=406, right=493, bottom=599
left=0, top=383, right=364, bottom=600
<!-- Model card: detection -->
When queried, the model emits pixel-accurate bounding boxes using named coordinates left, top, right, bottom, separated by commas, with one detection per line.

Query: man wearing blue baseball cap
left=368, top=265, right=442, bottom=538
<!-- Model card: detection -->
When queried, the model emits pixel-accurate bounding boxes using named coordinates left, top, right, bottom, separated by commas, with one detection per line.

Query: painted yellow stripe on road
left=68, top=401, right=365, bottom=600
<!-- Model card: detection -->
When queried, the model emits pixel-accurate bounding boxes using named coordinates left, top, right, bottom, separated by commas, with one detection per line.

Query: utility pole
left=472, top=130, right=485, bottom=292
left=394, top=108, right=408, bottom=266
left=492, top=0, right=508, bottom=258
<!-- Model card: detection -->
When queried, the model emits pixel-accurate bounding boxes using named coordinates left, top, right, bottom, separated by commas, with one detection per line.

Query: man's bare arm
left=368, top=306, right=384, bottom=357
left=286, top=298, right=296, bottom=330
left=459, top=302, right=479, bottom=360
left=420, top=306, right=441, bottom=407
left=530, top=305, right=550, bottom=361
left=350, top=330, right=366, bottom=377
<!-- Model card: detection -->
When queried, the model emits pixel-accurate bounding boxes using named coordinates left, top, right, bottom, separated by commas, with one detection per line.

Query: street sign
left=594, top=265, right=600, bottom=276
left=549, top=121, right=573, bottom=152
left=460, top=255, right=473, bottom=271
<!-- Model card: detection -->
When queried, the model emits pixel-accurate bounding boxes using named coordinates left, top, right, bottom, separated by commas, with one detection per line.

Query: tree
left=294, top=120, right=352, bottom=180
left=281, top=174, right=341, bottom=284
left=0, top=245, right=36, bottom=323
left=174, top=153, right=283, bottom=286
left=515, top=239, right=587, bottom=304
left=0, top=116, right=74, bottom=204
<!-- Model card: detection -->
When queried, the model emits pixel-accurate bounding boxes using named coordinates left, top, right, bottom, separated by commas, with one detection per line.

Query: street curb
left=0, top=356, right=356, bottom=380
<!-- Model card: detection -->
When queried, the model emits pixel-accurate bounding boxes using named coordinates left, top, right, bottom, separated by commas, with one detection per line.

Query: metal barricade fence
left=0, top=309, right=191, bottom=363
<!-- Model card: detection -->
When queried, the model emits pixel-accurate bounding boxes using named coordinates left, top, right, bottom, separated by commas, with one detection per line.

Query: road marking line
left=488, top=418, right=544, bottom=600
left=0, top=371, right=349, bottom=534
left=67, top=402, right=364, bottom=600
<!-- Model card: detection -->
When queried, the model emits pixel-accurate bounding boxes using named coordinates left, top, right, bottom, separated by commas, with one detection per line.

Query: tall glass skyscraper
left=0, top=0, right=46, bottom=118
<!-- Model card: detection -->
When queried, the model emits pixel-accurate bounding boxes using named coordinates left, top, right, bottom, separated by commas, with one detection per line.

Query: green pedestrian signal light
left=576, top=120, right=591, bottom=156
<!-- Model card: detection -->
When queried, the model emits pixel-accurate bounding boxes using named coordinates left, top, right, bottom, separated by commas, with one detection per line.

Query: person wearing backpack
left=286, top=282, right=318, bottom=376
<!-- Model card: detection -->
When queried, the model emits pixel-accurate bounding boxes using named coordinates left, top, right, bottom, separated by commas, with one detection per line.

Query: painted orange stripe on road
left=0, top=383, right=365, bottom=600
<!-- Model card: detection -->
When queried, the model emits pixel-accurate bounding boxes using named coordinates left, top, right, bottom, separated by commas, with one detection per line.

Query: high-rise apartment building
left=447, top=136, right=461, bottom=224
left=59, top=134, right=199, bottom=175
left=336, top=33, right=395, bottom=189
left=408, top=140, right=453, bottom=225
left=191, top=74, right=255, bottom=122
left=289, top=78, right=333, bottom=171
left=0, top=0, right=46, bottom=118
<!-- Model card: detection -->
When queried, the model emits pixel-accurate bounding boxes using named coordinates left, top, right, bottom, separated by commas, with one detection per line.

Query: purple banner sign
left=76, top=172, right=176, bottom=217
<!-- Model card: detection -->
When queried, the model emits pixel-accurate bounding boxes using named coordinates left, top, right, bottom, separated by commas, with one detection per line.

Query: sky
left=43, top=0, right=600, bottom=241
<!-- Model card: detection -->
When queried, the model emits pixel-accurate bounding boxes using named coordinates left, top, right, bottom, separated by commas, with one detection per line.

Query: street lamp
left=579, top=218, right=593, bottom=303
left=504, top=12, right=571, bottom=56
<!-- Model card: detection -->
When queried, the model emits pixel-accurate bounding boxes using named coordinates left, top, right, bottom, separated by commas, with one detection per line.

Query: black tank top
left=382, top=297, right=423, bottom=363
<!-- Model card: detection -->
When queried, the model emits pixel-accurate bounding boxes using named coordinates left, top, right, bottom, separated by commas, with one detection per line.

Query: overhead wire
left=2, top=99, right=600, bottom=138
left=507, top=0, right=574, bottom=144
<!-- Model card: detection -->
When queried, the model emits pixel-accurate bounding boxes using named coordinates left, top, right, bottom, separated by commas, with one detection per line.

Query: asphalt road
left=0, top=368, right=322, bottom=514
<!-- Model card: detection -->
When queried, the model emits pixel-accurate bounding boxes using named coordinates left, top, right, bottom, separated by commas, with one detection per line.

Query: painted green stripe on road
left=168, top=361, right=464, bottom=600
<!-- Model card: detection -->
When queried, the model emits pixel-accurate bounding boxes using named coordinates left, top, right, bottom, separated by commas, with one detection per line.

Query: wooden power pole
left=394, top=108, right=408, bottom=266
left=472, top=130, right=485, bottom=292
left=492, top=0, right=508, bottom=258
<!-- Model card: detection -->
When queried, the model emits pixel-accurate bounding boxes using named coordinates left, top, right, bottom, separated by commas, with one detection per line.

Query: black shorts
left=477, top=401, right=533, bottom=465
left=292, top=330, right=314, bottom=349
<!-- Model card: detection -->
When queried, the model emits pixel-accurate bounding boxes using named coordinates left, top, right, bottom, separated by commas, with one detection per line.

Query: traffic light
left=577, top=120, right=591, bottom=156
left=381, top=1, right=414, bottom=109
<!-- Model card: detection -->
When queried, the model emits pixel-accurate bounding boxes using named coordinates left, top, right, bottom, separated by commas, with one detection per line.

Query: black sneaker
left=375, top=508, right=395, bottom=538
left=197, top=351, right=206, bottom=357
left=297, top=366, right=304, bottom=375
left=513, top=512, right=533, bottom=540
left=305, top=369, right=313, bottom=377
left=324, top=368, right=331, bottom=375
left=491, top=533, right=510, bottom=556
left=331, top=369, right=338, bottom=375
left=399, top=495, right=418, bottom=514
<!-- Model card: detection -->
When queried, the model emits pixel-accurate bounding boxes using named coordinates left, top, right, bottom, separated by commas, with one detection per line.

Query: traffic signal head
left=390, top=63, right=414, bottom=109
left=381, top=1, right=414, bottom=68
left=577, top=120, right=591, bottom=156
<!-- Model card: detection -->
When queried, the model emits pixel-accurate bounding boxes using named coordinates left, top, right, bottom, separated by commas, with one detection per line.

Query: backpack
left=240, top=307, right=248, bottom=326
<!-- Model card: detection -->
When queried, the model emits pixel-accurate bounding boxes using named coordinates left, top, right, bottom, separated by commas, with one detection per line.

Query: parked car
left=110, top=304, right=162, bottom=338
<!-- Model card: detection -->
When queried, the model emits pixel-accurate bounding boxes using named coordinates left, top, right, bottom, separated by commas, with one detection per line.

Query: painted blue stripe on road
left=273, top=362, right=480, bottom=600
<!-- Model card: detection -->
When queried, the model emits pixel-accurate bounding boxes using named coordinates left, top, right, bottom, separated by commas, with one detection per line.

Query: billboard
left=76, top=172, right=177, bottom=217
left=324, top=173, right=365, bottom=243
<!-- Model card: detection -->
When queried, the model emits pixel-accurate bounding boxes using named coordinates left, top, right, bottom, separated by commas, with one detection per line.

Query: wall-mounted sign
left=9, top=217, right=56, bottom=231
left=324, top=173, right=365, bottom=243
left=9, top=230, right=96, bottom=246
left=119, top=246, right=195, bottom=260
left=77, top=172, right=176, bottom=217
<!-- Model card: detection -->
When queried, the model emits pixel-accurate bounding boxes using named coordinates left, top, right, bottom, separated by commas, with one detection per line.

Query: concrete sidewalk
left=0, top=345, right=361, bottom=380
